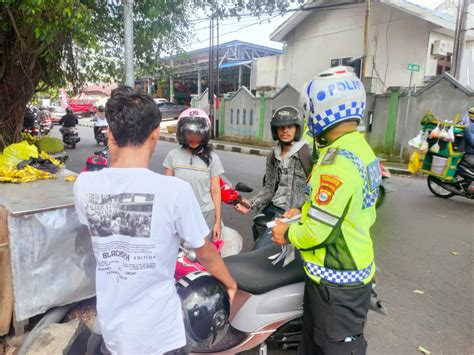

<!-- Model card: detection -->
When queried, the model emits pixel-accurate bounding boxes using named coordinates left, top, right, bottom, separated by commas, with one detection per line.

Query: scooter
left=39, top=118, right=53, bottom=135
left=177, top=242, right=386, bottom=354
left=61, top=127, right=81, bottom=149
left=177, top=243, right=305, bottom=354
left=427, top=158, right=474, bottom=199
left=95, top=126, right=108, bottom=146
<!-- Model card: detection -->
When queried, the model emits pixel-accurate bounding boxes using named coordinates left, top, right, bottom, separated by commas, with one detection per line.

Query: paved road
left=55, top=125, right=474, bottom=354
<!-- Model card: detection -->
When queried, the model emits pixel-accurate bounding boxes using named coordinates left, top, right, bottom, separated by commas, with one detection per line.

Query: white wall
left=425, top=31, right=454, bottom=77
left=258, top=3, right=436, bottom=94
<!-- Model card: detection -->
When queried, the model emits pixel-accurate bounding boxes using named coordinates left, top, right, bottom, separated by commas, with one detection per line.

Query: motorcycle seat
left=224, top=244, right=305, bottom=295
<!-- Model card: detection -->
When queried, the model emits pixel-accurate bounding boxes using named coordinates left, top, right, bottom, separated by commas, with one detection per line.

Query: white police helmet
left=304, top=66, right=366, bottom=137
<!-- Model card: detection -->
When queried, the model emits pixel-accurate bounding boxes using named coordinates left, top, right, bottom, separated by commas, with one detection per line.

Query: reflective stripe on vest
left=304, top=261, right=374, bottom=285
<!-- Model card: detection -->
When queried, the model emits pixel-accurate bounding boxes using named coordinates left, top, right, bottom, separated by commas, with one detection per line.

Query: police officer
left=272, top=66, right=380, bottom=355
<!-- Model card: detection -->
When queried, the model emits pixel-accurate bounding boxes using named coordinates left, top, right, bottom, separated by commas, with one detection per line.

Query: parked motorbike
left=427, top=158, right=474, bottom=199
left=83, top=147, right=108, bottom=172
left=60, top=127, right=80, bottom=149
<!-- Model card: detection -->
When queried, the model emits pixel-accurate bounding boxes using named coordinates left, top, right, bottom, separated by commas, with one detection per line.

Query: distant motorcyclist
left=23, top=107, right=36, bottom=129
left=38, top=106, right=51, bottom=123
left=59, top=107, right=78, bottom=135
left=92, top=105, right=108, bottom=140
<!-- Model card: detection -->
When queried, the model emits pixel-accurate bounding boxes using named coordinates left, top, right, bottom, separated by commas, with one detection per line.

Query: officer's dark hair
left=105, top=86, right=162, bottom=147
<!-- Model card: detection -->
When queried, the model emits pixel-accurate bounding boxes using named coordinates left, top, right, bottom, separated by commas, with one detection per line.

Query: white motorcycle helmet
left=304, top=66, right=366, bottom=138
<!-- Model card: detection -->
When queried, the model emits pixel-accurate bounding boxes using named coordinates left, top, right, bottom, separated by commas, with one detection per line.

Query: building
left=142, top=40, right=284, bottom=105
left=255, top=0, right=474, bottom=94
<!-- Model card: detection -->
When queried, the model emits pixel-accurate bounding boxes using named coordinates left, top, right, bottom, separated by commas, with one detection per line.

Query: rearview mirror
left=235, top=182, right=253, bottom=193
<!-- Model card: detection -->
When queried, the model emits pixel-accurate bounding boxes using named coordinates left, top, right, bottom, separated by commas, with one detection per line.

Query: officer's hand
left=271, top=219, right=289, bottom=245
left=283, top=208, right=301, bottom=219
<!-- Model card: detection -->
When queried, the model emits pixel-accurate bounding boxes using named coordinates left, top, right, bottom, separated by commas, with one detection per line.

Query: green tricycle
left=420, top=119, right=473, bottom=199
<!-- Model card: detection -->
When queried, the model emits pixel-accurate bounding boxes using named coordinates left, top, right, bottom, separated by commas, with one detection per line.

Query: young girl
left=163, top=108, right=224, bottom=240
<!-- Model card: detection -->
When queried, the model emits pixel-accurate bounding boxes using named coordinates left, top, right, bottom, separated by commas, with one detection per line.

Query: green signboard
left=407, top=63, right=420, bottom=72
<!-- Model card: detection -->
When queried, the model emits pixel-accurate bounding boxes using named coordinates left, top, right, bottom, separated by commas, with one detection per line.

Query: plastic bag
left=408, top=151, right=421, bottom=173
left=439, top=122, right=449, bottom=140
left=220, top=226, right=243, bottom=257
left=430, top=140, right=440, bottom=153
left=1, top=141, right=38, bottom=167
left=408, top=131, right=423, bottom=149
left=430, top=124, right=440, bottom=139
left=420, top=141, right=429, bottom=153
left=448, top=125, right=455, bottom=142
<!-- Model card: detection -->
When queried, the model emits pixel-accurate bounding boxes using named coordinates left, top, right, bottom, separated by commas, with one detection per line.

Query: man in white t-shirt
left=74, top=87, right=237, bottom=355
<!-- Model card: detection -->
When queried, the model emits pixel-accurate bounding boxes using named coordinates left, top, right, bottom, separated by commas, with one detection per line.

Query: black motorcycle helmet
left=97, top=105, right=105, bottom=113
left=270, top=106, right=304, bottom=141
left=66, top=107, right=73, bottom=114
left=176, top=271, right=230, bottom=350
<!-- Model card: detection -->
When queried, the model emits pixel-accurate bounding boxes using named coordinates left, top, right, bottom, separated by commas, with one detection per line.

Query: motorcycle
left=39, top=118, right=53, bottom=135
left=60, top=127, right=81, bottom=149
left=22, top=125, right=40, bottom=137
left=177, top=235, right=386, bottom=354
left=377, top=161, right=391, bottom=207
left=95, top=125, right=108, bottom=146
left=427, top=158, right=474, bottom=199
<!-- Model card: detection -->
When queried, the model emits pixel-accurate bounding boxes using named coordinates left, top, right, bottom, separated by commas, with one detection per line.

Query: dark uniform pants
left=298, top=278, right=372, bottom=355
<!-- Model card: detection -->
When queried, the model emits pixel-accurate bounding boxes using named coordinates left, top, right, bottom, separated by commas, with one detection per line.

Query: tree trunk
left=0, top=46, right=39, bottom=150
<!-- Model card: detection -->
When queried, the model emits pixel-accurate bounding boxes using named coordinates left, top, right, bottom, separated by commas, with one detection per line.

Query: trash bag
left=408, top=151, right=421, bottom=173
left=17, top=158, right=60, bottom=174
left=220, top=226, right=243, bottom=258
left=1, top=141, right=38, bottom=167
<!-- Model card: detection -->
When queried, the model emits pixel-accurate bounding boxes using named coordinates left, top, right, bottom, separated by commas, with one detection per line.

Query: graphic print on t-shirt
left=85, top=193, right=153, bottom=238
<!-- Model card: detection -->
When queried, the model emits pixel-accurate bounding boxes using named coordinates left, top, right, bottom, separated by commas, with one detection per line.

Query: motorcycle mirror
left=253, top=213, right=274, bottom=227
left=187, top=249, right=197, bottom=262
left=235, top=182, right=253, bottom=193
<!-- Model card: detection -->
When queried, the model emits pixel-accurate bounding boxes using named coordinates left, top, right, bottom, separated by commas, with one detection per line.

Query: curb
left=78, top=122, right=414, bottom=173
left=78, top=122, right=272, bottom=157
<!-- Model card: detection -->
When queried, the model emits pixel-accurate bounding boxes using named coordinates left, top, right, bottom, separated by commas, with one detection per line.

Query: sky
left=188, top=0, right=448, bottom=51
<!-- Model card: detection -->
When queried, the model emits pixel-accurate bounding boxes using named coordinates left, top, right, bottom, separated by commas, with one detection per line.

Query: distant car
left=157, top=102, right=187, bottom=119
left=49, top=106, right=66, bottom=124
left=154, top=98, right=168, bottom=105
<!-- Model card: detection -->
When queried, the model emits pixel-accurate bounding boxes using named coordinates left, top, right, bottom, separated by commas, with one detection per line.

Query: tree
left=0, top=0, right=300, bottom=149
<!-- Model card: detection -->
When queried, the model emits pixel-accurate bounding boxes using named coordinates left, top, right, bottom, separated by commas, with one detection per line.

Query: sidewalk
left=78, top=119, right=411, bottom=176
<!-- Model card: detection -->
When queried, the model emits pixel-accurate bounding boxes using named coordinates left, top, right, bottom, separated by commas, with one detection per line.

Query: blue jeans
left=252, top=203, right=285, bottom=250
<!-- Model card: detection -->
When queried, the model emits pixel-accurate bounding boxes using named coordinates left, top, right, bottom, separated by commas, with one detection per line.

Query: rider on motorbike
left=464, top=107, right=474, bottom=192
left=234, top=106, right=312, bottom=246
left=59, top=107, right=79, bottom=135
left=22, top=107, right=36, bottom=130
left=92, top=105, right=108, bottom=140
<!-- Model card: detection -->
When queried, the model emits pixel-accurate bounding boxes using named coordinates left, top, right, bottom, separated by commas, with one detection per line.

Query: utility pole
left=215, top=15, right=220, bottom=137
left=124, top=0, right=135, bottom=88
left=452, top=0, right=469, bottom=80
left=362, top=0, right=371, bottom=77
left=208, top=15, right=215, bottom=139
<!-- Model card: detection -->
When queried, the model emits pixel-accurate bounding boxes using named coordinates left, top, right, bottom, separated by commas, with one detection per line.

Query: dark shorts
left=298, top=278, right=372, bottom=355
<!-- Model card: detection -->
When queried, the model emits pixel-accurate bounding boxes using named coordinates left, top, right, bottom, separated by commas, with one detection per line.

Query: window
left=330, top=57, right=362, bottom=78
left=236, top=109, right=240, bottom=124
left=230, top=109, right=233, bottom=124
left=436, top=53, right=452, bottom=75
left=243, top=109, right=247, bottom=125
left=249, top=109, right=254, bottom=126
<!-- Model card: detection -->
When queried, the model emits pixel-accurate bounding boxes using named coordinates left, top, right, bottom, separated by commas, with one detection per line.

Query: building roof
left=270, top=0, right=474, bottom=42
left=170, top=40, right=284, bottom=59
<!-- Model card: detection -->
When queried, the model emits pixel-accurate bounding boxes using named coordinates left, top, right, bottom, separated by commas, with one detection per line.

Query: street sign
left=407, top=63, right=420, bottom=72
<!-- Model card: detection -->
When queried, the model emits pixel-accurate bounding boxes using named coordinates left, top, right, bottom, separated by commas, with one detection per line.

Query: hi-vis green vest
left=288, top=131, right=380, bottom=286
